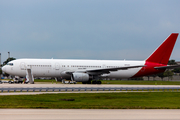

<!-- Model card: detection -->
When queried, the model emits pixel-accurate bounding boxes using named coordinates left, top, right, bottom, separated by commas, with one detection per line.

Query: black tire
left=87, top=81, right=91, bottom=84
left=92, top=81, right=96, bottom=84
left=97, top=81, right=101, bottom=84
left=82, top=82, right=86, bottom=84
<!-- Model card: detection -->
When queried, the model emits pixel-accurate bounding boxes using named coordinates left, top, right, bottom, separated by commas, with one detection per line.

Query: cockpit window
left=7, top=63, right=13, bottom=66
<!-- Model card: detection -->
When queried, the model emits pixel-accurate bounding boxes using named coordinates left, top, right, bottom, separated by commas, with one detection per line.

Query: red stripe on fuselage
left=132, top=61, right=165, bottom=78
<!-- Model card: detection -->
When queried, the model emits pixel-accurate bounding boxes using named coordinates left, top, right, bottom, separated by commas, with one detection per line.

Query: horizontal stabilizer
left=154, top=65, right=180, bottom=69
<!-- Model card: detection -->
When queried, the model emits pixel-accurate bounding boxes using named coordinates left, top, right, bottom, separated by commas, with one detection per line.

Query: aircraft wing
left=87, top=65, right=145, bottom=73
left=64, top=65, right=146, bottom=75
left=64, top=65, right=145, bottom=75
left=154, top=65, right=180, bottom=69
left=85, top=65, right=146, bottom=75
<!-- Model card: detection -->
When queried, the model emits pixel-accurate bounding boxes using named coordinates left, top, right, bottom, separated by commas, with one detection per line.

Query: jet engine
left=71, top=73, right=90, bottom=82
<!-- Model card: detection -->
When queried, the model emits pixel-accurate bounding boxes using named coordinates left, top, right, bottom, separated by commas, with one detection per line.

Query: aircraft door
left=55, top=63, right=60, bottom=70
left=20, top=62, right=26, bottom=70
left=102, top=64, right=106, bottom=68
left=54, top=63, right=61, bottom=77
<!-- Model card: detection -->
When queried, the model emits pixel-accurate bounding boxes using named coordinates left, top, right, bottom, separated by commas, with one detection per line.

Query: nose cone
left=2, top=66, right=6, bottom=73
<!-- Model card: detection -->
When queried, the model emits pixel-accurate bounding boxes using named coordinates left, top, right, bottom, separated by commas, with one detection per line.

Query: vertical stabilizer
left=146, top=33, right=179, bottom=65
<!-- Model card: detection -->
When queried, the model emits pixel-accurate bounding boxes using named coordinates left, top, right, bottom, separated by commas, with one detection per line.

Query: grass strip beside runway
left=101, top=80, right=180, bottom=85
left=34, top=79, right=180, bottom=85
left=1, top=92, right=180, bottom=109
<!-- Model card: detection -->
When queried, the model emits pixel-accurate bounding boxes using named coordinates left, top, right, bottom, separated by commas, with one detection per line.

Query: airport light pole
left=8, top=52, right=10, bottom=59
left=0, top=53, right=1, bottom=81
left=0, top=53, right=1, bottom=68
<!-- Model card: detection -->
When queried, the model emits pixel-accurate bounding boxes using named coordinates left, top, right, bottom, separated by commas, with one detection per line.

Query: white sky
left=1, top=0, right=180, bottom=63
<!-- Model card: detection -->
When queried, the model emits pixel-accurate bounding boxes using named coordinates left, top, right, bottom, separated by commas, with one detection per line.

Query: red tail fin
left=146, top=33, right=179, bottom=65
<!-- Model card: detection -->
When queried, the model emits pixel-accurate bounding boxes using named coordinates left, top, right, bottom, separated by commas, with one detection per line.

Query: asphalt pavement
left=0, top=109, right=180, bottom=120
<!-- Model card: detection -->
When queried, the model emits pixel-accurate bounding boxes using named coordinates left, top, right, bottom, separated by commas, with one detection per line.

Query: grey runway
left=0, top=109, right=180, bottom=120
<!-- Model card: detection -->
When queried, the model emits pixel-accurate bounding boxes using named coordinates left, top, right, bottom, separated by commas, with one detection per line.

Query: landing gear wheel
left=82, top=82, right=86, bottom=84
left=92, top=80, right=101, bottom=84
left=87, top=81, right=91, bottom=84
left=92, top=81, right=96, bottom=84
left=97, top=81, right=101, bottom=84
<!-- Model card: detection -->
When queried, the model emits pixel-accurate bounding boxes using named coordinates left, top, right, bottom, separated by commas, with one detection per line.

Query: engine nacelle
left=71, top=73, right=89, bottom=82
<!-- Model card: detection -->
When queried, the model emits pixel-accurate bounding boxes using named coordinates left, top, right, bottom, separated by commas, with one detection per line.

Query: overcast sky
left=0, top=0, right=180, bottom=63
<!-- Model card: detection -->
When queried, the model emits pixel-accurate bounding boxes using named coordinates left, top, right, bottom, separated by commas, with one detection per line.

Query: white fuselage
left=2, top=59, right=145, bottom=79
left=2, top=33, right=178, bottom=82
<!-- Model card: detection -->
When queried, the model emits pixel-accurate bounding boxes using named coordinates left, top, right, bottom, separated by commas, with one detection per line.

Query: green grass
left=34, top=79, right=57, bottom=82
left=1, top=92, right=180, bottom=109
left=33, top=79, right=180, bottom=85
left=101, top=80, right=180, bottom=85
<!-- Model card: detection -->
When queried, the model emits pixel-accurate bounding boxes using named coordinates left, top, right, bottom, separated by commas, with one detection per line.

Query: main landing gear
left=92, top=80, right=101, bottom=84
left=82, top=80, right=101, bottom=84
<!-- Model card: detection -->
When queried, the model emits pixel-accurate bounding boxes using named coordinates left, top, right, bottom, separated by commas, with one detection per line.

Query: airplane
left=2, top=33, right=180, bottom=84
